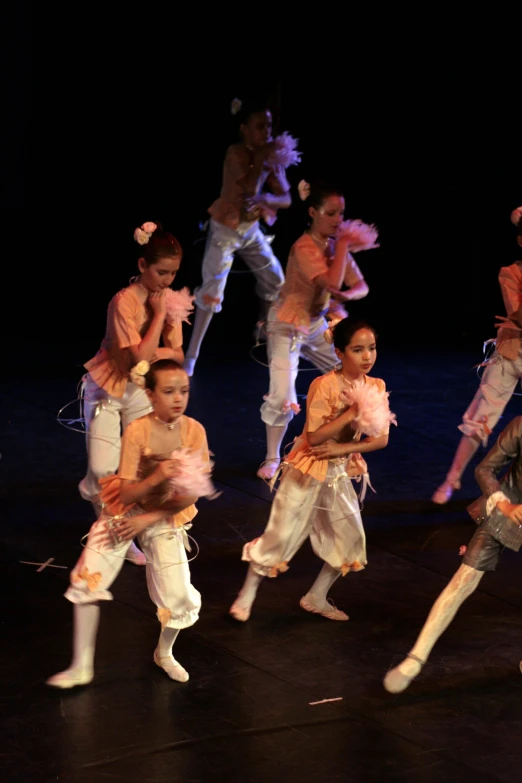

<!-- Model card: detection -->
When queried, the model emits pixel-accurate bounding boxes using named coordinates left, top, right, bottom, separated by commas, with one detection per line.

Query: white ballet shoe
left=383, top=653, right=425, bottom=694
left=46, top=667, right=94, bottom=689
left=183, top=357, right=196, bottom=377
left=432, top=479, right=461, bottom=504
left=127, top=541, right=146, bottom=566
left=153, top=650, right=189, bottom=682
left=229, top=598, right=252, bottom=622
left=256, top=458, right=280, bottom=481
left=299, top=595, right=349, bottom=621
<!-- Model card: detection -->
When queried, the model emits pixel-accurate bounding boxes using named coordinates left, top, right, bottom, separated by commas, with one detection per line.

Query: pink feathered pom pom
left=165, top=287, right=195, bottom=325
left=167, top=449, right=221, bottom=500
left=267, top=132, right=302, bottom=169
left=338, top=220, right=379, bottom=252
left=340, top=384, right=397, bottom=437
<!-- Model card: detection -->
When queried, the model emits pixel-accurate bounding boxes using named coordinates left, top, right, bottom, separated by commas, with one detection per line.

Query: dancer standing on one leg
left=257, top=179, right=377, bottom=480
left=79, top=222, right=188, bottom=565
left=432, top=209, right=522, bottom=503
left=230, top=317, right=395, bottom=622
left=47, top=359, right=214, bottom=688
left=385, top=414, right=522, bottom=694
left=184, top=97, right=301, bottom=376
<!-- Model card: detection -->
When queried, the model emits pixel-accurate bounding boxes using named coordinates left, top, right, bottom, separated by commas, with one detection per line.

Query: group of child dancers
left=46, top=96, right=522, bottom=693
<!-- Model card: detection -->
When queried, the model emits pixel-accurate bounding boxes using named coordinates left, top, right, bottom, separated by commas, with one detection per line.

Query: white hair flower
left=133, top=222, right=157, bottom=245
left=298, top=180, right=311, bottom=201
left=231, top=98, right=242, bottom=115
left=130, top=360, right=150, bottom=388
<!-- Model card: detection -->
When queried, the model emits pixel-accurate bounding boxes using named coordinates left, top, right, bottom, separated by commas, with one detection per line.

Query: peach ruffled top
left=208, top=143, right=290, bottom=230
left=273, top=234, right=365, bottom=334
left=285, top=369, right=387, bottom=482
left=100, top=414, right=209, bottom=526
left=496, top=262, right=522, bottom=361
left=84, top=285, right=182, bottom=398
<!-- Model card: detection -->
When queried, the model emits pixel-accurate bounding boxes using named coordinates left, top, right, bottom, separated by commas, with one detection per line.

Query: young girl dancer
left=432, top=210, right=522, bottom=503
left=47, top=359, right=211, bottom=688
left=230, top=317, right=395, bottom=622
left=184, top=97, right=300, bottom=377
left=79, top=222, right=187, bottom=564
left=257, top=180, right=376, bottom=481
left=385, top=413, right=522, bottom=694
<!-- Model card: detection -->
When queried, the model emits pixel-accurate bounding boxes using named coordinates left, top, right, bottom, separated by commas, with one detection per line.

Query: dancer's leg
left=433, top=354, right=520, bottom=503
left=259, top=321, right=300, bottom=480
left=186, top=220, right=239, bottom=375
left=229, top=565, right=264, bottom=622
left=46, top=603, right=100, bottom=688
left=383, top=564, right=484, bottom=693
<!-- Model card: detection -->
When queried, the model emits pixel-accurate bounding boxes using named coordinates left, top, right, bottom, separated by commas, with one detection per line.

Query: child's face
left=138, top=254, right=180, bottom=293
left=309, top=195, right=345, bottom=237
left=147, top=369, right=190, bottom=422
left=241, top=111, right=273, bottom=148
left=336, top=328, right=377, bottom=378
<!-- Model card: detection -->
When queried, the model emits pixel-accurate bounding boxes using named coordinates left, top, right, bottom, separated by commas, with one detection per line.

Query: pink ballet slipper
left=256, top=458, right=281, bottom=481
left=229, top=599, right=252, bottom=622
left=153, top=649, right=189, bottom=682
left=46, top=667, right=94, bottom=689
left=299, top=596, right=349, bottom=622
left=431, top=479, right=461, bottom=504
left=383, top=653, right=425, bottom=694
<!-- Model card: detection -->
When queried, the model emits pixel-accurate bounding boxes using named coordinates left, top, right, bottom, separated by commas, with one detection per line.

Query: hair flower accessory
left=231, top=98, right=242, bottom=115
left=130, top=360, right=150, bottom=388
left=324, top=317, right=342, bottom=344
left=133, top=222, right=157, bottom=246
left=511, top=206, right=522, bottom=226
left=298, top=180, right=311, bottom=201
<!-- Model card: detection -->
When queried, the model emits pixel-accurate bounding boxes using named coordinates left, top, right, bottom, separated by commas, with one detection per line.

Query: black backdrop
left=6, top=16, right=520, bottom=375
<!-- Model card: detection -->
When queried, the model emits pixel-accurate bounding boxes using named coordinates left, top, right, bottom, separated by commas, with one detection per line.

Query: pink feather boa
left=165, top=288, right=195, bottom=325
left=267, top=132, right=302, bottom=169
left=167, top=449, right=221, bottom=500
left=338, top=220, right=379, bottom=252
left=340, top=383, right=397, bottom=437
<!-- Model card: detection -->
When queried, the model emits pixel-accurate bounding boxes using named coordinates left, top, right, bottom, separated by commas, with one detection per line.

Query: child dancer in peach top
left=258, top=180, right=376, bottom=480
left=47, top=360, right=211, bottom=688
left=432, top=209, right=522, bottom=503
left=184, top=97, right=301, bottom=376
left=79, top=223, right=186, bottom=564
left=230, top=318, right=394, bottom=623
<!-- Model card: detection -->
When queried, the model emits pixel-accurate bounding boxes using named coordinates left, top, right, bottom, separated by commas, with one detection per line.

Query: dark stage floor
left=2, top=346, right=522, bottom=782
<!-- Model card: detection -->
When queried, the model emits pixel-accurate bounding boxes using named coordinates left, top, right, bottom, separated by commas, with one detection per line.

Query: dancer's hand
left=307, top=439, right=350, bottom=460
left=151, top=459, right=181, bottom=485
left=117, top=514, right=153, bottom=541
left=244, top=193, right=269, bottom=211
left=149, top=291, right=167, bottom=318
left=498, top=499, right=522, bottom=524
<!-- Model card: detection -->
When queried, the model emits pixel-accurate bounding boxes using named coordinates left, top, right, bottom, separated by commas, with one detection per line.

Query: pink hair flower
left=298, top=179, right=311, bottom=201
left=133, top=222, right=157, bottom=245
